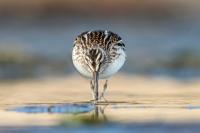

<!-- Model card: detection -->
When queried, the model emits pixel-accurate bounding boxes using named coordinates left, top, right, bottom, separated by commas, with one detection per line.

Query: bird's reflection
left=90, top=105, right=108, bottom=122
left=9, top=103, right=108, bottom=120
left=9, top=103, right=109, bottom=124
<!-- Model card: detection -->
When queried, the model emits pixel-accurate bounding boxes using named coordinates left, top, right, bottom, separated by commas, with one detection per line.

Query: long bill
left=93, top=71, right=99, bottom=102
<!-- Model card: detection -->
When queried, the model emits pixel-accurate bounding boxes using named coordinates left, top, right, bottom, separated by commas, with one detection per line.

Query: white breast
left=72, top=46, right=126, bottom=79
left=100, top=49, right=126, bottom=79
left=72, top=47, right=93, bottom=78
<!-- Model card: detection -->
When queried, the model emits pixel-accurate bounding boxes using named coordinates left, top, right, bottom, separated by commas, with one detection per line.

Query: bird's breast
left=72, top=46, right=126, bottom=79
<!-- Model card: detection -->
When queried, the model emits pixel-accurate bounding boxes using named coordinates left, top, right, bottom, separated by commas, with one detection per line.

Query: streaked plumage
left=72, top=30, right=126, bottom=103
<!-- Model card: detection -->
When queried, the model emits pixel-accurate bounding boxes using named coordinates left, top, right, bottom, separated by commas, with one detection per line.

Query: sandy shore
left=0, top=74, right=200, bottom=126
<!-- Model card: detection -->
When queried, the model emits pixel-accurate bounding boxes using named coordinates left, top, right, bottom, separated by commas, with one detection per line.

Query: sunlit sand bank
left=0, top=74, right=200, bottom=126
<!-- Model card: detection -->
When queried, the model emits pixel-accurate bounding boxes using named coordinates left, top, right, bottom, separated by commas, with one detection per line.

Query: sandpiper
left=72, top=30, right=126, bottom=103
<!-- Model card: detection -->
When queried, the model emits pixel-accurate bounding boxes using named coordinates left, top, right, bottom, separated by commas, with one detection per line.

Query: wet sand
left=0, top=74, right=200, bottom=126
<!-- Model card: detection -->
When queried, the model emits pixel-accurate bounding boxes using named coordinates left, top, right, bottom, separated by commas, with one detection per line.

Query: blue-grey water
left=5, top=103, right=200, bottom=133
left=9, top=104, right=95, bottom=114
left=1, top=124, right=200, bottom=133
left=0, top=18, right=200, bottom=79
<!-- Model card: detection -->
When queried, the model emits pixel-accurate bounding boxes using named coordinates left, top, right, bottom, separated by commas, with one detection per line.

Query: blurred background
left=0, top=0, right=200, bottom=80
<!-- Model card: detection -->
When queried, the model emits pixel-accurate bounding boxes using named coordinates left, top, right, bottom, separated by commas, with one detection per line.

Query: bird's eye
left=116, top=43, right=125, bottom=47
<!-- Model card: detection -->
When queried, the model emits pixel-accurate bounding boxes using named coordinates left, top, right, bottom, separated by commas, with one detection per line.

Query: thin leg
left=90, top=80, right=95, bottom=101
left=100, top=80, right=108, bottom=101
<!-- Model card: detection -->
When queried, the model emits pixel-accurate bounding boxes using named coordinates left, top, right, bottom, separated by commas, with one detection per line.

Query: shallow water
left=4, top=103, right=200, bottom=133
left=9, top=103, right=200, bottom=114
left=9, top=104, right=95, bottom=114
left=1, top=124, right=200, bottom=133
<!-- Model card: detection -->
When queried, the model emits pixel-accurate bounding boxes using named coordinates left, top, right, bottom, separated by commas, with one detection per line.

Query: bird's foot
left=90, top=99, right=98, bottom=104
left=99, top=94, right=108, bottom=103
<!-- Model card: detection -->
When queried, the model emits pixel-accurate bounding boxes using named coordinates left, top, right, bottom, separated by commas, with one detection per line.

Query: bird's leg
left=90, top=80, right=95, bottom=101
left=99, top=80, right=108, bottom=101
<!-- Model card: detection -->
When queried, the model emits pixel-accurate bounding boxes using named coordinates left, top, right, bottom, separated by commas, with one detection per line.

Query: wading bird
left=72, top=30, right=126, bottom=103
